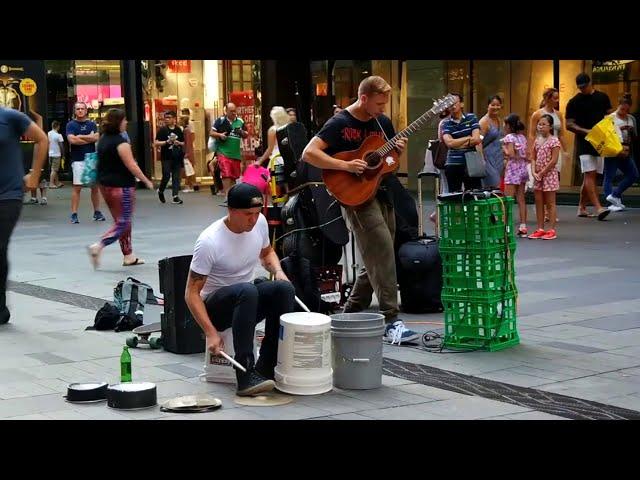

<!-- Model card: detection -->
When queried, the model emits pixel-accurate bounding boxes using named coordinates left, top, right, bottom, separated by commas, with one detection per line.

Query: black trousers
left=445, top=164, right=482, bottom=192
left=204, top=280, right=295, bottom=376
left=159, top=159, right=182, bottom=197
left=0, top=200, right=23, bottom=321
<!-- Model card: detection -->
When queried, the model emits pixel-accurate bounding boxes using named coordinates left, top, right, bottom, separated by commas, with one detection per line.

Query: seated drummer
left=185, top=183, right=295, bottom=396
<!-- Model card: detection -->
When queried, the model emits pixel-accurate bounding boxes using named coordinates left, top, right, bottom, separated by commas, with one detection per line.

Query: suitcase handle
left=342, top=357, right=370, bottom=363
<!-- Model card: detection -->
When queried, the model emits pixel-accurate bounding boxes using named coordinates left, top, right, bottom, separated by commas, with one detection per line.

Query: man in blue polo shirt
left=441, top=93, right=482, bottom=192
left=66, top=102, right=105, bottom=224
left=0, top=107, right=48, bottom=324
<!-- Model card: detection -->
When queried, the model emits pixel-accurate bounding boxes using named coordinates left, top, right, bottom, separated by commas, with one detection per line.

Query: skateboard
left=126, top=322, right=162, bottom=349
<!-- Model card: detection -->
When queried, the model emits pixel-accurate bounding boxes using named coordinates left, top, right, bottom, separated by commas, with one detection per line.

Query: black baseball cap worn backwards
left=221, top=183, right=264, bottom=209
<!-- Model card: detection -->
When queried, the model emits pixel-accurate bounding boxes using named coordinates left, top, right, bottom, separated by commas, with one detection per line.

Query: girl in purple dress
left=502, top=114, right=529, bottom=237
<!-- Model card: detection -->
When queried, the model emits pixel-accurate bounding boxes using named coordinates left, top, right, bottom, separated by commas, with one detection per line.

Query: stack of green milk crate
left=438, top=194, right=519, bottom=351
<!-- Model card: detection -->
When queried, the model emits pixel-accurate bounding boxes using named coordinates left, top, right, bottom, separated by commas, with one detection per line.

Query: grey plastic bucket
left=330, top=313, right=385, bottom=390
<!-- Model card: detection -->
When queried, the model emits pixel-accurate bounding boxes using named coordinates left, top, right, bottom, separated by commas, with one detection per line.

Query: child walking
left=502, top=114, right=529, bottom=237
left=528, top=114, right=561, bottom=240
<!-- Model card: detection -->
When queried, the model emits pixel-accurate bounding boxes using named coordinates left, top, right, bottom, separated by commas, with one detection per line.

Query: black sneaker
left=157, top=189, right=166, bottom=203
left=236, top=368, right=275, bottom=396
left=210, top=185, right=217, bottom=196
left=255, top=358, right=275, bottom=380
left=0, top=306, right=10, bottom=325
left=172, top=196, right=183, bottom=205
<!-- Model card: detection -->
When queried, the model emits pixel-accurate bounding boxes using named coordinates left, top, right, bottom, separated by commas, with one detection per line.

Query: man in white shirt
left=184, top=183, right=295, bottom=396
left=47, top=120, right=65, bottom=188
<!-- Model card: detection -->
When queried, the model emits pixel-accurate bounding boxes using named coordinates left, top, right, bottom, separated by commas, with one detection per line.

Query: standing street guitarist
left=302, top=76, right=420, bottom=345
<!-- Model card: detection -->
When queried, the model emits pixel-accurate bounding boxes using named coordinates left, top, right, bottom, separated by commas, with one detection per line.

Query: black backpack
left=87, top=302, right=121, bottom=331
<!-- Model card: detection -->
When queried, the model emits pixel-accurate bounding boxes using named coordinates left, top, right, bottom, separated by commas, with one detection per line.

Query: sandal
left=577, top=210, right=596, bottom=218
left=87, top=244, right=101, bottom=270
left=597, top=209, right=610, bottom=221
left=123, top=257, right=145, bottom=266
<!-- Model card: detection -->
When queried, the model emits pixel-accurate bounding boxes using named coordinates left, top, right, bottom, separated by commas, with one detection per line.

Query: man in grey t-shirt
left=0, top=107, right=48, bottom=324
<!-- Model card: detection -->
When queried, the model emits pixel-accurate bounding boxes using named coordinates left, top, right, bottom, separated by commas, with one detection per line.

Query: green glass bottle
left=120, top=345, right=132, bottom=382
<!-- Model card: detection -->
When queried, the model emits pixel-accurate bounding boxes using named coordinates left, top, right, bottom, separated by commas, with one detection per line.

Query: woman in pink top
left=502, top=114, right=529, bottom=237
left=529, top=114, right=561, bottom=240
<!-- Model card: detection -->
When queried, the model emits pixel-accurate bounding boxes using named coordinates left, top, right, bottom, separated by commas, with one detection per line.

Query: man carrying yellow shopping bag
left=566, top=73, right=614, bottom=221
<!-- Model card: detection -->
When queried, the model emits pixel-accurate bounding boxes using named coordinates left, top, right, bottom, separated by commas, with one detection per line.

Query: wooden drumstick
left=295, top=295, right=311, bottom=313
left=219, top=351, right=247, bottom=372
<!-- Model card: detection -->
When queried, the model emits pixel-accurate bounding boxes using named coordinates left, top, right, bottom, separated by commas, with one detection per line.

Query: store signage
left=230, top=90, right=257, bottom=161
left=592, top=60, right=633, bottom=74
left=19, top=78, right=37, bottom=96
left=104, top=97, right=125, bottom=105
left=0, top=60, right=46, bottom=130
left=167, top=60, right=191, bottom=73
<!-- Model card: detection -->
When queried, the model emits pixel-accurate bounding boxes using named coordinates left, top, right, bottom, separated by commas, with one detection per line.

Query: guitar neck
left=377, top=107, right=442, bottom=156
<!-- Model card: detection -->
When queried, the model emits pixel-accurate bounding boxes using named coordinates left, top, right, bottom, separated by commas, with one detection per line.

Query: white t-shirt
left=190, top=214, right=270, bottom=299
left=610, top=112, right=637, bottom=145
left=48, top=130, right=64, bottom=156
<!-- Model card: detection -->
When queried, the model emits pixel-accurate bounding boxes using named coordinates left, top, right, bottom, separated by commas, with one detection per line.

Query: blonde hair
left=270, top=106, right=289, bottom=128
left=358, top=76, right=391, bottom=97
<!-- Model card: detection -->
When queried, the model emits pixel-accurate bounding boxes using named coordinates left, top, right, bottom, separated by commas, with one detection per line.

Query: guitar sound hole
left=364, top=152, right=381, bottom=168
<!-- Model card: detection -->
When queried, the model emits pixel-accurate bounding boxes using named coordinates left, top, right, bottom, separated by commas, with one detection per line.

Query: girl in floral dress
left=502, top=114, right=529, bottom=237
left=529, top=114, right=561, bottom=240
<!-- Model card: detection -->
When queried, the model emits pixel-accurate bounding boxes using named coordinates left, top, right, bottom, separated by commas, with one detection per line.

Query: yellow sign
left=19, top=78, right=37, bottom=96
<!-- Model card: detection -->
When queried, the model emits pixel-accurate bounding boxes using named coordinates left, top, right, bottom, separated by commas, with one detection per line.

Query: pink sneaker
left=528, top=229, right=546, bottom=239
left=517, top=225, right=528, bottom=237
left=542, top=229, right=557, bottom=240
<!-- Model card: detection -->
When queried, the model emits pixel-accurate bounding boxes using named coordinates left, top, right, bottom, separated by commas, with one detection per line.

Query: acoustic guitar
left=323, top=94, right=457, bottom=207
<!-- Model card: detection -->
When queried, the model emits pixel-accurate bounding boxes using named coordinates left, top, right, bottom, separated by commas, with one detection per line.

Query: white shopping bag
left=526, top=163, right=535, bottom=191
left=184, top=158, right=195, bottom=177
left=202, top=328, right=259, bottom=384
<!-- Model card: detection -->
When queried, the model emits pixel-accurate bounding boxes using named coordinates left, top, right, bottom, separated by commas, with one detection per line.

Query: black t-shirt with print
left=316, top=110, right=397, bottom=204
left=566, top=90, right=612, bottom=156
left=156, top=125, right=185, bottom=162
left=97, top=133, right=135, bottom=187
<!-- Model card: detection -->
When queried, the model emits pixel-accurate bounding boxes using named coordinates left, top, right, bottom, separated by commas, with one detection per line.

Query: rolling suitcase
left=397, top=171, right=443, bottom=313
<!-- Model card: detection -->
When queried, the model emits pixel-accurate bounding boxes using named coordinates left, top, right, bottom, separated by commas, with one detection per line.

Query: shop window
left=473, top=61, right=510, bottom=115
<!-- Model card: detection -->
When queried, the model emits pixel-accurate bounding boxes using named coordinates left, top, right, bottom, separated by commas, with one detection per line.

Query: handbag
left=428, top=139, right=448, bottom=170
left=81, top=152, right=98, bottom=185
left=183, top=158, right=195, bottom=177
left=465, top=147, right=486, bottom=178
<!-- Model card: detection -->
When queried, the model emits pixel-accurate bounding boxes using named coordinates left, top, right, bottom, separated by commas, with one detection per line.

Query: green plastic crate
left=442, top=290, right=519, bottom=351
left=441, top=248, right=517, bottom=291
left=441, top=286, right=518, bottom=304
left=439, top=197, right=515, bottom=248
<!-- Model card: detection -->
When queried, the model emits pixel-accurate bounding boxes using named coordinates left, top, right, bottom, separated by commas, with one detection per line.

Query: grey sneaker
left=383, top=320, right=421, bottom=345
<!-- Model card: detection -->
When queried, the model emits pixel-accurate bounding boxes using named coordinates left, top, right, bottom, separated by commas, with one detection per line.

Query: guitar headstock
left=432, top=94, right=458, bottom=113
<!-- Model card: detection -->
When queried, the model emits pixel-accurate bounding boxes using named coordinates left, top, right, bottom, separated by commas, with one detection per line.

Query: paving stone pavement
left=2, top=188, right=639, bottom=419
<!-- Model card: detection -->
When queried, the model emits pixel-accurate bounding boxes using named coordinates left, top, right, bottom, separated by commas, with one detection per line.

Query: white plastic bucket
left=274, top=312, right=333, bottom=395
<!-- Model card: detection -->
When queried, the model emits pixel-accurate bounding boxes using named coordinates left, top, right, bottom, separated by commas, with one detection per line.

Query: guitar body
left=322, top=94, right=456, bottom=208
left=322, top=135, right=399, bottom=207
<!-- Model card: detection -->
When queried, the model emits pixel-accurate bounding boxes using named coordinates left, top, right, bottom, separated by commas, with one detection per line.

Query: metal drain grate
left=8, top=281, right=106, bottom=311
left=383, top=357, right=640, bottom=420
